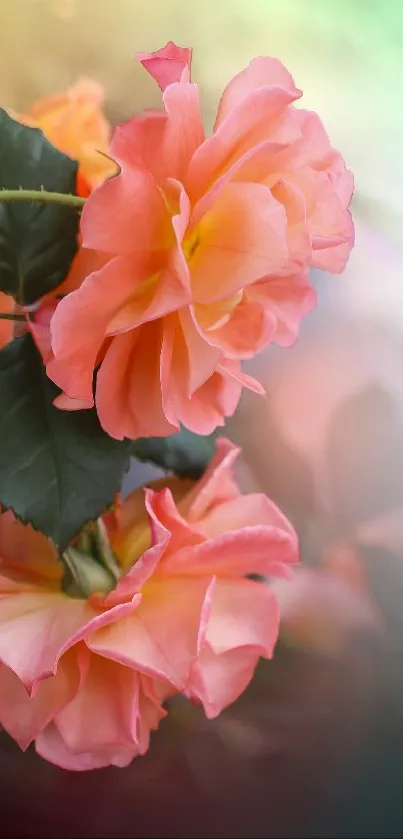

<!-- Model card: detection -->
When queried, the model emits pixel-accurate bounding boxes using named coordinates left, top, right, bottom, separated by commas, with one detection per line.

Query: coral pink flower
left=14, top=78, right=116, bottom=194
left=0, top=439, right=297, bottom=769
left=47, top=42, right=354, bottom=440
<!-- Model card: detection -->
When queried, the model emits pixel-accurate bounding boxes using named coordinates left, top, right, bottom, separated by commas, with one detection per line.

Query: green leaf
left=0, top=334, right=130, bottom=551
left=0, top=108, right=79, bottom=305
left=131, top=428, right=217, bottom=479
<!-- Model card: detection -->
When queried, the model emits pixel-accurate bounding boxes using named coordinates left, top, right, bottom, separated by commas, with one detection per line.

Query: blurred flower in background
left=13, top=78, right=115, bottom=193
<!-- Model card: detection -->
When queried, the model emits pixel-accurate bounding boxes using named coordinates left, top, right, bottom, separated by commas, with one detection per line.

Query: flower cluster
left=0, top=41, right=353, bottom=770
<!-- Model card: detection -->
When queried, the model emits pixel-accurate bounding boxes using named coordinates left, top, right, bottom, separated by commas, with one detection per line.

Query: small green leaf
left=131, top=428, right=217, bottom=479
left=0, top=108, right=79, bottom=305
left=0, top=334, right=130, bottom=550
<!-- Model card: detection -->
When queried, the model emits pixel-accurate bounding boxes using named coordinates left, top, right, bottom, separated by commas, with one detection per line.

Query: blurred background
left=1, top=1, right=403, bottom=837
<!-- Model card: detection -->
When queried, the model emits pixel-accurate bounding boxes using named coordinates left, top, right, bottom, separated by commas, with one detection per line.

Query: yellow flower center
left=116, top=521, right=152, bottom=572
left=194, top=290, right=244, bottom=331
left=182, top=229, right=200, bottom=263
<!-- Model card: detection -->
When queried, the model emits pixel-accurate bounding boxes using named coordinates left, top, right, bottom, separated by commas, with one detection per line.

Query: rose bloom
left=14, top=78, right=116, bottom=194
left=47, top=41, right=354, bottom=440
left=0, top=439, right=297, bottom=770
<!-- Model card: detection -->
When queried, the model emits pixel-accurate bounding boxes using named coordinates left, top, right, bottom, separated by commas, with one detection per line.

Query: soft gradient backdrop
left=1, top=2, right=403, bottom=837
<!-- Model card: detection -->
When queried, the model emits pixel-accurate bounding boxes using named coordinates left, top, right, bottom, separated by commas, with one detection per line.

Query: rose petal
left=88, top=577, right=214, bottom=688
left=0, top=510, right=60, bottom=582
left=136, top=42, right=192, bottom=90
left=205, top=578, right=280, bottom=655
left=160, top=522, right=297, bottom=580
left=35, top=722, right=138, bottom=770
left=49, top=254, right=160, bottom=404
left=189, top=182, right=287, bottom=304
left=215, top=56, right=300, bottom=128
left=188, top=644, right=262, bottom=719
left=96, top=322, right=178, bottom=440
left=179, top=437, right=240, bottom=522
left=247, top=271, right=317, bottom=348
left=0, top=592, right=93, bottom=689
left=0, top=650, right=79, bottom=749
left=187, top=84, right=301, bottom=201
left=55, top=654, right=142, bottom=753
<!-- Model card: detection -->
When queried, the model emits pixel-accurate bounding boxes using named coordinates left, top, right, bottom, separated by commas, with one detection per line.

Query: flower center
left=113, top=519, right=152, bottom=572
left=182, top=230, right=200, bottom=263
left=194, top=290, right=244, bottom=331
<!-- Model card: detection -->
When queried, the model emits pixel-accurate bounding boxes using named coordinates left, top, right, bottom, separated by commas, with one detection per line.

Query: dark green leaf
left=0, top=334, right=130, bottom=550
left=131, top=428, right=217, bottom=479
left=0, top=108, right=79, bottom=304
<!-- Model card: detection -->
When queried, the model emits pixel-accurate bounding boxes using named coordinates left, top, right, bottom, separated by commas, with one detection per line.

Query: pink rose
left=0, top=439, right=297, bottom=769
left=47, top=42, right=354, bottom=440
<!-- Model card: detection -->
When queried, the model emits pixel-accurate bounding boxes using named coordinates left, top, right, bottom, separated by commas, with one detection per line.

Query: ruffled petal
left=95, top=322, right=177, bottom=440
left=161, top=358, right=245, bottom=435
left=49, top=255, right=152, bottom=403
left=198, top=492, right=297, bottom=541
left=0, top=591, right=94, bottom=689
left=161, top=83, right=205, bottom=182
left=106, top=517, right=169, bottom=603
left=220, top=360, right=265, bottom=395
left=105, top=180, right=191, bottom=334
left=186, top=579, right=280, bottom=717
left=145, top=487, right=203, bottom=552
left=80, top=159, right=170, bottom=256
left=0, top=651, right=79, bottom=750
left=109, top=110, right=168, bottom=186
left=286, top=169, right=354, bottom=273
left=159, top=519, right=298, bottom=580
left=214, top=56, right=300, bottom=128
left=247, top=271, right=316, bottom=348
left=195, top=295, right=276, bottom=359
left=55, top=654, right=144, bottom=754
left=136, top=42, right=192, bottom=90
left=187, top=83, right=301, bottom=201
left=35, top=722, right=138, bottom=770
left=0, top=509, right=60, bottom=583
left=189, top=182, right=287, bottom=304
left=290, top=110, right=354, bottom=209
left=160, top=310, right=222, bottom=411
left=179, top=437, right=240, bottom=522
left=88, top=576, right=214, bottom=688
left=110, top=83, right=204, bottom=186
left=271, top=178, right=312, bottom=274
left=187, top=644, right=259, bottom=718
left=205, top=578, right=280, bottom=655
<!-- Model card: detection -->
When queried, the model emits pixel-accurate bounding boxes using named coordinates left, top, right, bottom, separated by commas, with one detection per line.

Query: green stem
left=0, top=312, right=25, bottom=321
left=0, top=189, right=85, bottom=208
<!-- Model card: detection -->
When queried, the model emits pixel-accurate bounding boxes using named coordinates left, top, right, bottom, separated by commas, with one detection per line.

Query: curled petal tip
left=136, top=42, right=192, bottom=90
